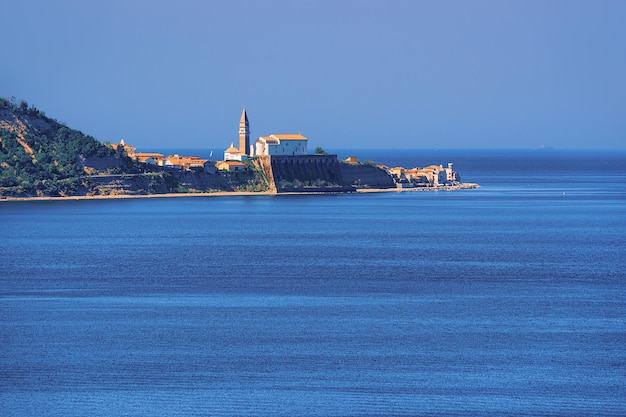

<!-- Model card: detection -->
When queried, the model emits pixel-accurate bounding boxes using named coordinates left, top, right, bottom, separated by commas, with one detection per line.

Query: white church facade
left=254, top=134, right=308, bottom=156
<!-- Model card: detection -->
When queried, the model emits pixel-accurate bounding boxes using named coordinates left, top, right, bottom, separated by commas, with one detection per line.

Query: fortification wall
left=265, top=154, right=345, bottom=191
left=257, top=154, right=395, bottom=192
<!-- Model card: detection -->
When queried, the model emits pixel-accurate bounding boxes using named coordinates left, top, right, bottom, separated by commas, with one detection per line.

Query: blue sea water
left=1, top=149, right=625, bottom=416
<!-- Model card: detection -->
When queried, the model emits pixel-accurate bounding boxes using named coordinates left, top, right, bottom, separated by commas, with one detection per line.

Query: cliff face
left=250, top=156, right=276, bottom=193
left=85, top=173, right=172, bottom=196
left=81, top=166, right=273, bottom=196
left=337, top=162, right=396, bottom=189
left=176, top=169, right=269, bottom=193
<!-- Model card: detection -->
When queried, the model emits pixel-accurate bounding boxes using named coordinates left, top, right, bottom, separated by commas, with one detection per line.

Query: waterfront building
left=404, top=168, right=430, bottom=185
left=420, top=163, right=456, bottom=186
left=442, top=163, right=456, bottom=183
left=389, top=163, right=456, bottom=187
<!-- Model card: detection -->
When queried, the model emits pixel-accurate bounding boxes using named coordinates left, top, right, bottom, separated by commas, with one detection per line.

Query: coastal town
left=0, top=98, right=477, bottom=199
left=111, top=108, right=468, bottom=191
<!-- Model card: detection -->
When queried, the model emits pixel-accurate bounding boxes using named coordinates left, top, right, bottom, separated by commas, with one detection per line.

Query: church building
left=222, top=108, right=309, bottom=159
left=254, top=134, right=308, bottom=156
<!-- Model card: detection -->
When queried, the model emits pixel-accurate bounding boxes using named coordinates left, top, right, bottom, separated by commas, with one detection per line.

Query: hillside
left=0, top=98, right=273, bottom=197
left=0, top=97, right=139, bottom=197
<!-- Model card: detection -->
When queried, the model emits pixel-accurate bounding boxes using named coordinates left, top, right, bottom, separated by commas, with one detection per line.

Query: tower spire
left=239, top=107, right=250, bottom=156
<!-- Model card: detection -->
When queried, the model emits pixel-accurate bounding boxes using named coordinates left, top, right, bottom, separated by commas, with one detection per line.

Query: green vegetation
left=278, top=178, right=337, bottom=189
left=0, top=97, right=131, bottom=196
left=175, top=184, right=190, bottom=193
left=2, top=96, right=47, bottom=118
left=239, top=158, right=271, bottom=191
left=222, top=169, right=270, bottom=192
left=314, top=146, right=328, bottom=155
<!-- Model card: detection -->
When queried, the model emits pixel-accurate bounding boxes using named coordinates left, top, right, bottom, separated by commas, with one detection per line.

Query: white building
left=254, top=134, right=308, bottom=156
left=425, top=163, right=456, bottom=186
left=439, top=163, right=456, bottom=184
left=224, top=143, right=244, bottom=161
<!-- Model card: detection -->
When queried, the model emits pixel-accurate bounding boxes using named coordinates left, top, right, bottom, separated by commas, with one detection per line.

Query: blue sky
left=3, top=0, right=625, bottom=150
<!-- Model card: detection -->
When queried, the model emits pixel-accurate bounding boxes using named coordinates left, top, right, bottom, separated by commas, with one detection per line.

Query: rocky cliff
left=337, top=161, right=396, bottom=189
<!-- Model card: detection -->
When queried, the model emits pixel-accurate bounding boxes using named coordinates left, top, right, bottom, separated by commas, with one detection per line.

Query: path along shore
left=0, top=183, right=479, bottom=202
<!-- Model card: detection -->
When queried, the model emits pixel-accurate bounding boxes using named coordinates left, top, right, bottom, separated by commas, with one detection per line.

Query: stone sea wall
left=258, top=154, right=396, bottom=192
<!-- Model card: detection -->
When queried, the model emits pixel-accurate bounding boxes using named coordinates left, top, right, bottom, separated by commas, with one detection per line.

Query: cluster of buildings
left=111, top=108, right=459, bottom=188
left=112, top=108, right=310, bottom=173
left=110, top=140, right=212, bottom=172
left=387, top=163, right=458, bottom=187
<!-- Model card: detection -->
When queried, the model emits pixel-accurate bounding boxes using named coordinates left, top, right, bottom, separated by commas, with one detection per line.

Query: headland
left=0, top=99, right=478, bottom=201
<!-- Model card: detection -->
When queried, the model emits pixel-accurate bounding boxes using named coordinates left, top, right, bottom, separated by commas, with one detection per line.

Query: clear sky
left=3, top=0, right=625, bottom=150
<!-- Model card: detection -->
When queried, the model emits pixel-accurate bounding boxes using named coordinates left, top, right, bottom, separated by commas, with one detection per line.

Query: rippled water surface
left=1, top=150, right=625, bottom=416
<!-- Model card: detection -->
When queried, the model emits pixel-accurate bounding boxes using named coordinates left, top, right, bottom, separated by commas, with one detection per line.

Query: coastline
left=356, top=183, right=480, bottom=193
left=0, top=191, right=274, bottom=202
left=0, top=183, right=480, bottom=202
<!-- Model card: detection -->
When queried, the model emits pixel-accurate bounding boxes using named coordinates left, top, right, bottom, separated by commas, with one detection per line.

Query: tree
left=314, top=146, right=328, bottom=155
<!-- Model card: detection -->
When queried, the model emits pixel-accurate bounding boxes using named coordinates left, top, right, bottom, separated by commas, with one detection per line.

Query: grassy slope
left=0, top=98, right=143, bottom=197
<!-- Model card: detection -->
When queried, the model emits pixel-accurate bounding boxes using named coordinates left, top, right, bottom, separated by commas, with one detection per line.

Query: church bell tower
left=239, top=108, right=250, bottom=156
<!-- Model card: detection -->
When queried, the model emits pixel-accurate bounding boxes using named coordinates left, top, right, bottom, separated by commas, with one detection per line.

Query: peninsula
left=0, top=98, right=477, bottom=200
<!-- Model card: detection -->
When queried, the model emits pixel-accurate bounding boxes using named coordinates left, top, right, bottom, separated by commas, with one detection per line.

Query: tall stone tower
left=239, top=108, right=250, bottom=156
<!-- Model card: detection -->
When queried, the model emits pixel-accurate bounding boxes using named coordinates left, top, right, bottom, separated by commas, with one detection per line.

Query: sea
left=1, top=149, right=625, bottom=416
